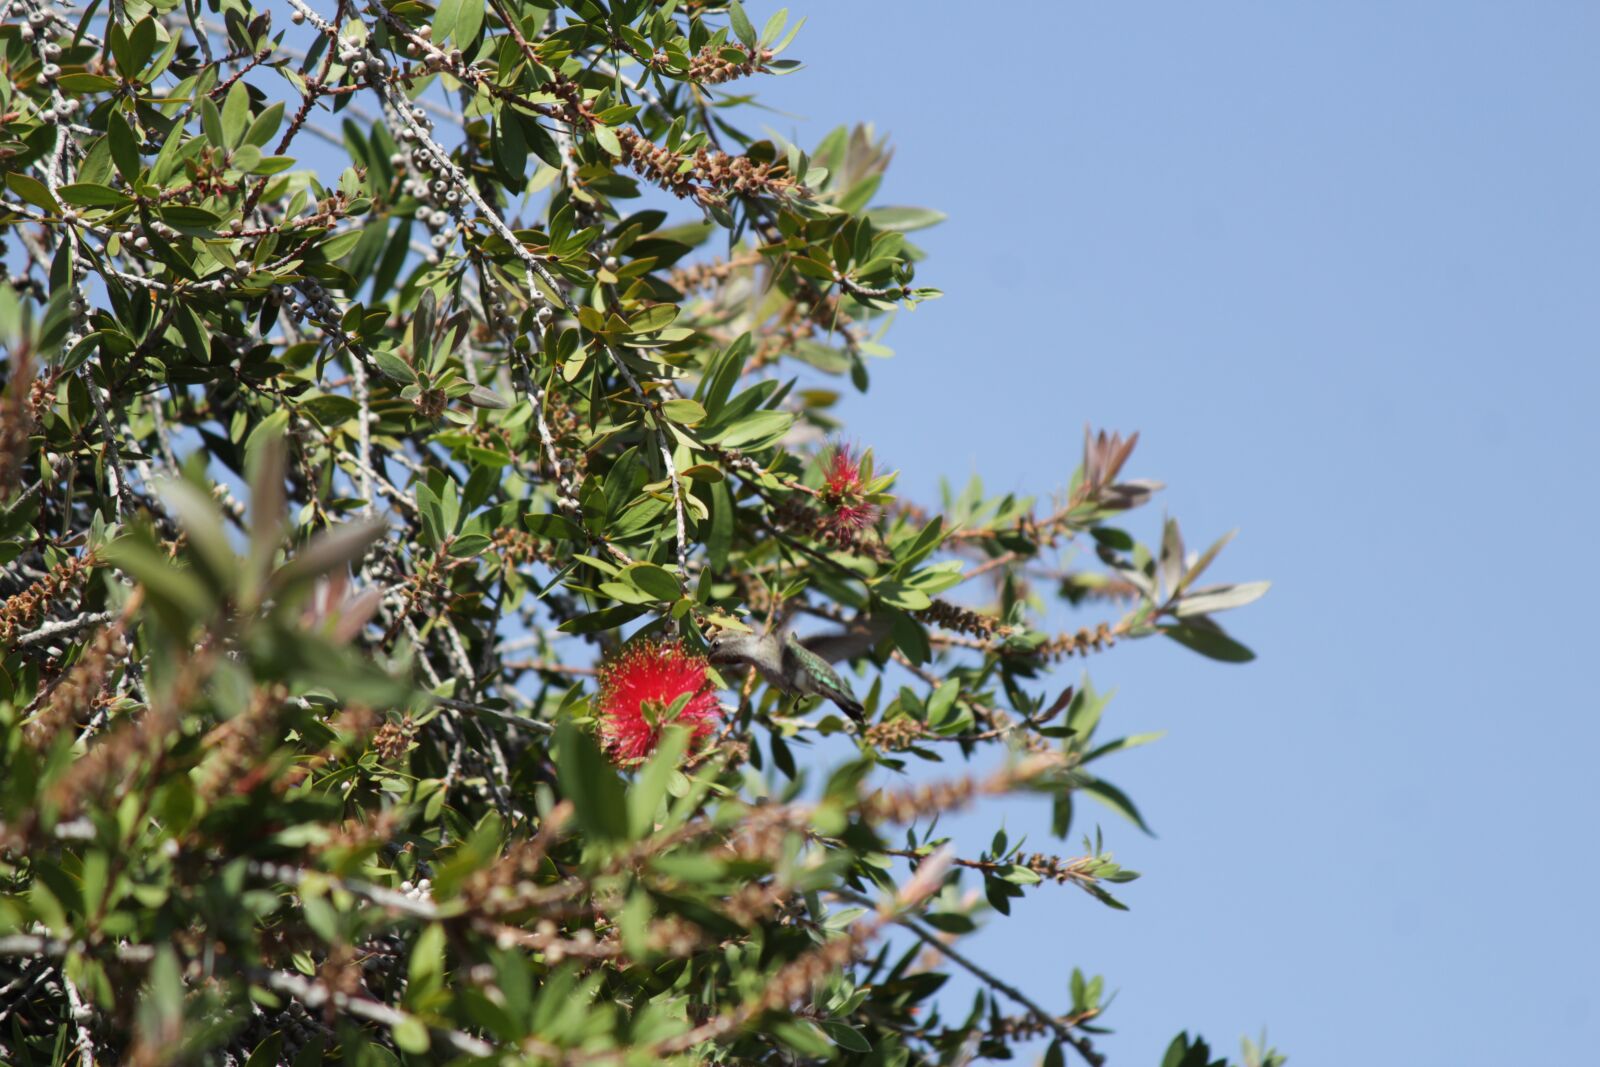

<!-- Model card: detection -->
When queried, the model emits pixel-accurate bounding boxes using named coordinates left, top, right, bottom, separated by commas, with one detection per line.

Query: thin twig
left=434, top=694, right=555, bottom=732
left=259, top=969, right=499, bottom=1059
left=836, top=891, right=1105, bottom=1066
left=62, top=971, right=96, bottom=1067
left=14, top=612, right=114, bottom=648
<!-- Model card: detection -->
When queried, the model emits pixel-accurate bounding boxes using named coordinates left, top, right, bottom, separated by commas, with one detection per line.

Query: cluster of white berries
left=335, top=36, right=389, bottom=82
left=397, top=876, right=433, bottom=901
left=123, top=219, right=179, bottom=255
left=484, top=286, right=515, bottom=335
left=37, top=94, right=78, bottom=125
left=19, top=4, right=61, bottom=42
left=484, top=268, right=552, bottom=338
left=274, top=278, right=338, bottom=326
left=385, top=104, right=468, bottom=264
left=21, top=4, right=80, bottom=126
left=399, top=23, right=466, bottom=70
left=60, top=289, right=90, bottom=352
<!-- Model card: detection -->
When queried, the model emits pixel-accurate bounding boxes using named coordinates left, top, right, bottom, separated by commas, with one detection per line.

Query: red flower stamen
left=821, top=501, right=876, bottom=537
left=818, top=442, right=877, bottom=542
left=824, top=443, right=864, bottom=496
left=594, top=640, right=720, bottom=766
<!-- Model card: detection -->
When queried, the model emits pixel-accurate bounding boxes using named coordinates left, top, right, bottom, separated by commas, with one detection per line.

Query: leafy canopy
left=0, top=0, right=1278, bottom=1064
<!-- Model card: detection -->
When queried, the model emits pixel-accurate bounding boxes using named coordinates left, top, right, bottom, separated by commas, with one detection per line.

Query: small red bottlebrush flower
left=594, top=640, right=720, bottom=766
left=821, top=499, right=877, bottom=538
left=823, top=443, right=865, bottom=496
left=818, top=442, right=878, bottom=542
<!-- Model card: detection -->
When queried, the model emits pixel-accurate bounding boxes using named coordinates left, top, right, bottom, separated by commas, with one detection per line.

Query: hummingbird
left=708, top=627, right=867, bottom=724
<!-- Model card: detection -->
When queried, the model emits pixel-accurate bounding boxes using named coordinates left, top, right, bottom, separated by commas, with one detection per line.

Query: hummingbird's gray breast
left=752, top=654, right=791, bottom=691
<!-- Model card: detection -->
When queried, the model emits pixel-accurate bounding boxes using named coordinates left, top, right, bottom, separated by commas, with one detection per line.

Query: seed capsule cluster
left=387, top=103, right=465, bottom=263
left=20, top=3, right=80, bottom=128
left=273, top=277, right=339, bottom=327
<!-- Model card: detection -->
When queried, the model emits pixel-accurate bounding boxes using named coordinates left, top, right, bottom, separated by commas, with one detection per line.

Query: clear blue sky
left=739, top=3, right=1599, bottom=1064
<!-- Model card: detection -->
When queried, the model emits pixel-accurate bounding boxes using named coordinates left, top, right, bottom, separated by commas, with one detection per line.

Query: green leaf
left=200, top=95, right=225, bottom=147
left=372, top=349, right=417, bottom=384
left=231, top=144, right=263, bottom=174
left=466, top=384, right=510, bottom=409
left=107, top=109, right=142, bottom=183
left=244, top=101, right=287, bottom=148
left=124, top=17, right=158, bottom=75
left=712, top=410, right=792, bottom=449
left=221, top=80, right=250, bottom=147
left=627, top=303, right=679, bottom=334
left=250, top=156, right=296, bottom=176
left=624, top=563, right=681, bottom=602
left=1082, top=731, right=1167, bottom=764
left=244, top=410, right=292, bottom=486
left=999, top=864, right=1042, bottom=886
left=141, top=946, right=186, bottom=1042
left=922, top=911, right=976, bottom=934
left=448, top=533, right=493, bottom=558
left=101, top=536, right=214, bottom=622
left=57, top=183, right=133, bottom=208
left=699, top=334, right=750, bottom=417
left=525, top=513, right=585, bottom=541
left=319, top=230, right=364, bottom=262
left=391, top=1016, right=430, bottom=1054
left=760, top=8, right=790, bottom=47
left=873, top=580, right=931, bottom=611
left=556, top=720, right=629, bottom=842
left=557, top=603, right=647, bottom=634
left=865, top=205, right=948, bottom=232
left=1172, top=580, right=1271, bottom=617
left=1179, top=527, right=1237, bottom=593
left=407, top=922, right=446, bottom=1002
left=157, top=478, right=236, bottom=589
left=822, top=1020, right=873, bottom=1053
left=5, top=172, right=59, bottom=214
left=772, top=1020, right=832, bottom=1058
left=660, top=398, right=705, bottom=425
left=1162, top=620, right=1256, bottom=663
left=433, top=0, right=484, bottom=45
left=55, top=73, right=118, bottom=92
left=591, top=124, right=622, bottom=159
left=271, top=519, right=388, bottom=594
left=727, top=1, right=758, bottom=48
left=298, top=394, right=360, bottom=426
left=245, top=1033, right=285, bottom=1067
left=627, top=725, right=692, bottom=838
left=1079, top=775, right=1154, bottom=836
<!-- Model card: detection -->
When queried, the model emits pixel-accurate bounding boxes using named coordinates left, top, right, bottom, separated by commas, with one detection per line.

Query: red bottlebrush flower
left=823, top=443, right=865, bottom=496
left=818, top=442, right=878, bottom=542
left=821, top=500, right=877, bottom=538
left=594, top=640, right=720, bottom=766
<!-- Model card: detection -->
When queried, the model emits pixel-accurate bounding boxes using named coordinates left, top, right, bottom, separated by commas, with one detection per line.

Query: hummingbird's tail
left=834, top=693, right=865, bottom=724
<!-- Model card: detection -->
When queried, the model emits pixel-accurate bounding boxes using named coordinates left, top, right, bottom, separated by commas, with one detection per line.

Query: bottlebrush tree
left=0, top=1, right=1279, bottom=1065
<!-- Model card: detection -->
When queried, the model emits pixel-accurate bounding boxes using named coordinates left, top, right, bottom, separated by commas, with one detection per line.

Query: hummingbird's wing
left=800, top=614, right=891, bottom=664
left=784, top=631, right=865, bottom=721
